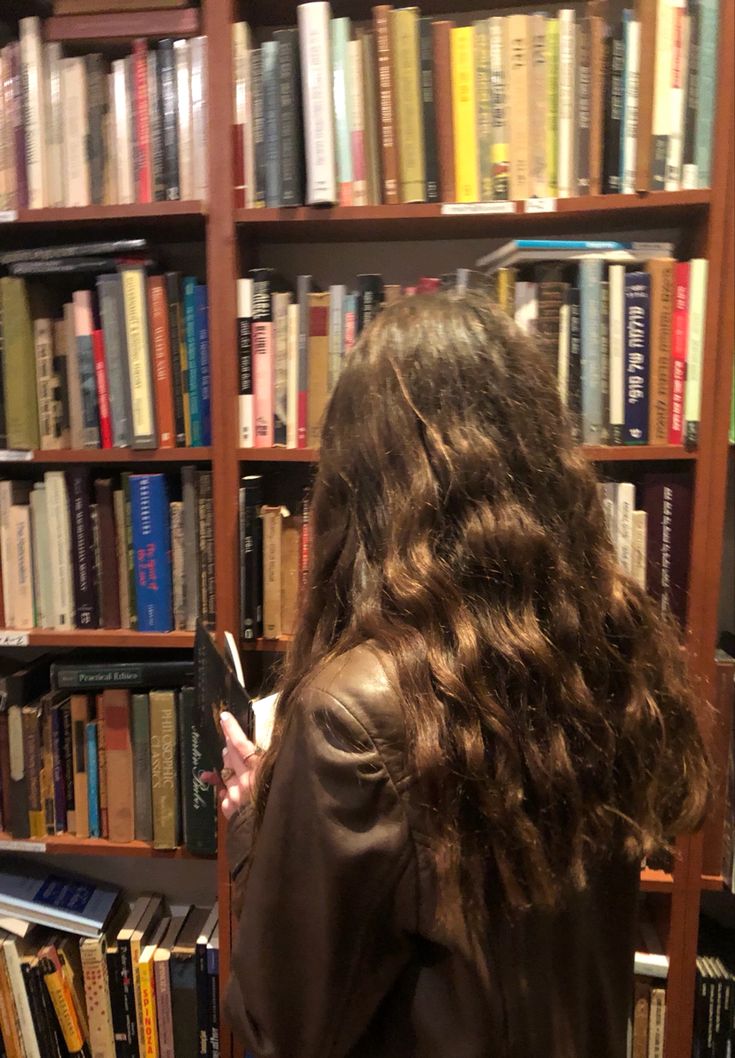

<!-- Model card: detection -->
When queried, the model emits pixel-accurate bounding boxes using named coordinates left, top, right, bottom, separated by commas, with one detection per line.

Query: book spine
left=132, top=39, right=151, bottom=202
left=198, top=471, right=215, bottom=626
left=296, top=275, right=312, bottom=448
left=392, top=8, right=425, bottom=204
left=580, top=259, right=604, bottom=444
left=71, top=289, right=100, bottom=447
left=273, top=292, right=290, bottom=446
left=158, top=39, right=180, bottom=200
left=85, top=53, right=106, bottom=205
left=634, top=0, right=656, bottom=190
left=286, top=302, right=299, bottom=446
left=298, top=2, right=337, bottom=205
left=624, top=271, right=651, bottom=444
left=487, top=18, right=509, bottom=202
left=615, top=482, right=635, bottom=573
left=178, top=686, right=217, bottom=855
left=475, top=20, right=493, bottom=203
left=59, top=699, right=76, bottom=832
left=251, top=271, right=274, bottom=448
left=603, top=9, right=625, bottom=193
left=34, top=317, right=57, bottom=450
left=91, top=329, right=112, bottom=449
left=361, top=31, right=382, bottom=205
left=41, top=957, right=85, bottom=1056
left=694, top=0, right=717, bottom=188
left=373, top=5, right=399, bottom=204
left=274, top=29, right=304, bottom=208
left=97, top=275, right=134, bottom=447
left=195, top=937, right=210, bottom=1058
left=130, top=474, right=173, bottom=632
left=67, top=467, right=99, bottom=628
left=147, top=50, right=165, bottom=202
left=174, top=39, right=192, bottom=200
left=328, top=285, right=346, bottom=395
left=80, top=938, right=116, bottom=1058
left=348, top=38, right=367, bottom=206
left=117, top=936, right=139, bottom=1056
left=588, top=9, right=606, bottom=196
left=50, top=703, right=67, bottom=832
left=262, top=40, right=282, bottom=208
left=71, top=694, right=90, bottom=837
left=575, top=16, right=591, bottom=195
left=432, top=21, right=455, bottom=202
left=545, top=17, right=559, bottom=197
left=183, top=276, right=202, bottom=446
left=650, top=0, right=673, bottom=189
left=451, top=26, right=479, bottom=202
left=646, top=259, right=675, bottom=444
left=681, top=0, right=699, bottom=188
left=683, top=258, right=708, bottom=448
left=10, top=42, right=29, bottom=210
left=150, top=690, right=179, bottom=849
left=608, top=265, right=626, bottom=444
left=664, top=1, right=689, bottom=189
left=332, top=18, right=353, bottom=206
left=190, top=36, right=208, bottom=201
left=250, top=48, right=265, bottom=208
left=171, top=501, right=185, bottom=629
left=122, top=473, right=138, bottom=629
left=418, top=18, right=439, bottom=203
left=236, top=278, right=254, bottom=447
left=557, top=10, right=576, bottom=198
left=164, top=273, right=187, bottom=445
left=148, top=275, right=176, bottom=448
left=45, top=42, right=64, bottom=208
left=22, top=706, right=44, bottom=838
left=621, top=14, right=641, bottom=193
left=138, top=956, right=160, bottom=1058
left=94, top=694, right=109, bottom=838
left=94, top=477, right=121, bottom=629
left=154, top=953, right=175, bottom=1058
left=307, top=292, right=330, bottom=449
left=111, top=59, right=133, bottom=204
left=261, top=506, right=283, bottom=638
left=181, top=466, right=200, bottom=628
left=240, top=475, right=263, bottom=640
left=19, top=17, right=46, bottom=209
left=121, top=267, right=157, bottom=449
left=0, top=276, right=40, bottom=450
left=207, top=948, right=219, bottom=1058
left=631, top=509, right=647, bottom=588
left=85, top=721, right=100, bottom=837
left=195, top=285, right=211, bottom=447
left=669, top=261, right=689, bottom=445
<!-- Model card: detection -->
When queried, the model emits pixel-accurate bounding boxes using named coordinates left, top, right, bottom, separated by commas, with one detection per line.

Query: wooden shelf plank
left=241, top=637, right=292, bottom=653
left=0, top=629, right=194, bottom=649
left=43, top=9, right=200, bottom=41
left=238, top=448, right=318, bottom=462
left=236, top=446, right=693, bottom=464
left=235, top=191, right=710, bottom=243
left=0, top=833, right=213, bottom=859
left=640, top=868, right=675, bottom=892
left=0, top=202, right=205, bottom=241
left=25, top=447, right=212, bottom=464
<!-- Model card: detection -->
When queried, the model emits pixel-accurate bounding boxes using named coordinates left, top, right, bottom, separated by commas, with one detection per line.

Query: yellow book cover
left=546, top=17, right=559, bottom=196
left=138, top=921, right=168, bottom=1058
left=505, top=14, right=530, bottom=201
left=496, top=268, right=517, bottom=318
left=450, top=26, right=478, bottom=202
left=390, top=8, right=426, bottom=202
left=40, top=958, right=85, bottom=1054
left=120, top=267, right=156, bottom=447
left=261, top=505, right=283, bottom=639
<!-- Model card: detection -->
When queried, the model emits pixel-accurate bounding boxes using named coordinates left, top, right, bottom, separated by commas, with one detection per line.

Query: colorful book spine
left=251, top=270, right=275, bottom=448
left=392, top=7, right=426, bottom=203
left=130, top=474, right=173, bottom=633
left=133, top=38, right=152, bottom=203
left=650, top=0, right=673, bottom=189
left=475, top=19, right=493, bottom=203
left=684, top=258, right=708, bottom=448
left=296, top=274, right=311, bottom=448
left=623, top=271, right=651, bottom=444
left=348, top=38, right=367, bottom=206
left=121, top=266, right=157, bottom=449
left=646, top=259, right=676, bottom=445
left=608, top=264, right=626, bottom=445
left=183, top=276, right=202, bottom=446
left=85, top=721, right=100, bottom=838
left=72, top=290, right=101, bottom=448
left=195, top=285, right=211, bottom=447
left=557, top=10, right=576, bottom=198
left=669, top=261, right=689, bottom=444
left=545, top=16, right=559, bottom=196
left=374, top=5, right=399, bottom=204
left=451, top=26, right=478, bottom=203
left=530, top=13, right=548, bottom=198
left=506, top=15, right=530, bottom=201
left=92, top=329, right=112, bottom=449
left=165, top=272, right=187, bottom=445
left=665, top=0, right=689, bottom=190
left=488, top=17, right=509, bottom=200
left=579, top=258, right=604, bottom=444
left=332, top=17, right=353, bottom=206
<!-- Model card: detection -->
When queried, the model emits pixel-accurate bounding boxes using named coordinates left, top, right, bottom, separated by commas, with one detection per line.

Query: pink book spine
left=668, top=261, right=689, bottom=445
left=253, top=320, right=274, bottom=447
left=92, top=330, right=113, bottom=448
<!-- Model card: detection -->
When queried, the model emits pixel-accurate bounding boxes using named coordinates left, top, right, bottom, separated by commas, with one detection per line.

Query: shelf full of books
left=0, top=655, right=217, bottom=855
left=0, top=17, right=208, bottom=214
left=0, top=240, right=211, bottom=454
left=0, top=866, right=220, bottom=1058
left=232, top=0, right=720, bottom=211
left=0, top=467, right=214, bottom=635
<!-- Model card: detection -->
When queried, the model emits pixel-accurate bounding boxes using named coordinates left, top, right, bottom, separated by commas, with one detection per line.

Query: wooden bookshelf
left=0, top=201, right=206, bottom=240
left=237, top=445, right=696, bottom=464
left=0, top=833, right=213, bottom=859
left=43, top=9, right=200, bottom=42
left=241, top=637, right=292, bottom=653
left=0, top=629, right=195, bottom=648
left=27, top=447, right=212, bottom=464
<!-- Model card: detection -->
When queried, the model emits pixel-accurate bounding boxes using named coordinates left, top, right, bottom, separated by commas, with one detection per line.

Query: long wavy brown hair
left=254, top=291, right=709, bottom=929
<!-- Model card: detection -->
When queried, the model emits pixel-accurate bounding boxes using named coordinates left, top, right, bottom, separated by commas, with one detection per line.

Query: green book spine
left=0, top=278, right=40, bottom=449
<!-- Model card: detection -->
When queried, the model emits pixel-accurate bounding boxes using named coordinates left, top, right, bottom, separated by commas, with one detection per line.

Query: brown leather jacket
left=225, top=643, right=639, bottom=1058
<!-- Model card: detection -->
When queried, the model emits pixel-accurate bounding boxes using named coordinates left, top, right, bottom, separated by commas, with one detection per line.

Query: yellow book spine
left=546, top=18, right=559, bottom=197
left=451, top=26, right=479, bottom=202
left=391, top=8, right=426, bottom=203
left=138, top=959, right=160, bottom=1058
left=120, top=269, right=155, bottom=445
left=506, top=14, right=530, bottom=201
left=41, top=961, right=85, bottom=1053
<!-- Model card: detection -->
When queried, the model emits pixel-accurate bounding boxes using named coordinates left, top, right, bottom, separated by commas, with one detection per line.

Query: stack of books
left=632, top=915, right=669, bottom=1058
left=0, top=467, right=214, bottom=632
left=232, top=0, right=720, bottom=208
left=0, top=656, right=217, bottom=853
left=479, top=240, right=709, bottom=449
left=0, top=17, right=207, bottom=212
left=0, top=242, right=211, bottom=452
left=0, top=868, right=219, bottom=1058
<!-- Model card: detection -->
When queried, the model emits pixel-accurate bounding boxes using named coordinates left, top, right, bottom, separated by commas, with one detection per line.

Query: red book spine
left=253, top=321, right=274, bottom=447
left=668, top=261, right=689, bottom=445
left=344, top=305, right=356, bottom=354
left=133, top=38, right=152, bottom=203
left=92, top=329, right=113, bottom=448
left=417, top=276, right=441, bottom=293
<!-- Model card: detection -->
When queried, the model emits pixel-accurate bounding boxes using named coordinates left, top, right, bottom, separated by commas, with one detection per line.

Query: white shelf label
left=441, top=201, right=516, bottom=216
left=0, top=631, right=30, bottom=647
left=0, top=450, right=33, bottom=463
left=0, top=839, right=45, bottom=852
left=0, top=210, right=18, bottom=223
left=525, top=197, right=558, bottom=213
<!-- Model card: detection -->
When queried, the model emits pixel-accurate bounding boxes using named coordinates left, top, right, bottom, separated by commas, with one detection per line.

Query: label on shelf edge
left=441, top=202, right=516, bottom=216
left=0, top=631, right=30, bottom=647
left=0, top=839, right=45, bottom=852
left=525, top=197, right=558, bottom=213
left=0, top=450, right=33, bottom=462
left=0, top=210, right=17, bottom=223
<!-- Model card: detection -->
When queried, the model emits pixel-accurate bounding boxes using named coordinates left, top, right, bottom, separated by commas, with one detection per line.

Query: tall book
left=623, top=272, right=651, bottom=444
left=67, top=467, right=99, bottom=628
left=348, top=37, right=367, bottom=206
left=183, top=276, right=202, bottom=447
left=621, top=13, right=642, bottom=194
left=129, top=474, right=173, bottom=632
left=131, top=691, right=153, bottom=842
left=120, top=266, right=157, bottom=449
left=262, top=39, right=282, bottom=208
left=158, top=38, right=180, bottom=201
left=360, top=30, right=382, bottom=205
left=475, top=19, right=493, bottom=203
left=664, top=0, right=690, bottom=190
left=451, top=26, right=478, bottom=203
left=693, top=0, right=718, bottom=188
left=575, top=15, right=591, bottom=196
left=101, top=688, right=135, bottom=844
left=391, top=7, right=425, bottom=203
left=646, top=259, right=676, bottom=445
left=418, top=17, right=439, bottom=203
left=239, top=475, right=263, bottom=641
left=298, top=1, right=337, bottom=205
left=432, top=20, right=455, bottom=203
left=488, top=17, right=509, bottom=201
left=332, top=17, right=353, bottom=207
left=251, top=269, right=276, bottom=448
left=683, top=258, right=708, bottom=448
left=650, top=0, right=673, bottom=188
left=602, top=1, right=626, bottom=194
left=0, top=278, right=40, bottom=449
left=579, top=258, right=605, bottom=444
left=178, top=686, right=216, bottom=856
left=608, top=264, right=626, bottom=445
left=669, top=261, right=689, bottom=445
left=374, top=4, right=399, bottom=204
left=273, top=290, right=291, bottom=447
left=235, top=277, right=254, bottom=449
left=71, top=290, right=101, bottom=449
left=150, top=690, right=179, bottom=849
left=19, top=18, right=47, bottom=210
left=557, top=10, right=576, bottom=198
left=273, top=27, right=305, bottom=207
left=148, top=275, right=176, bottom=448
left=97, top=274, right=134, bottom=448
left=307, top=291, right=331, bottom=448
left=530, top=13, right=548, bottom=199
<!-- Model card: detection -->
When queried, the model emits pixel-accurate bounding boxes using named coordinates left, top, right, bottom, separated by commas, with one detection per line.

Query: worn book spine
left=374, top=5, right=399, bottom=204
left=298, top=2, right=337, bottom=205
left=432, top=20, right=455, bottom=202
left=94, top=478, right=121, bottom=629
left=0, top=277, right=41, bottom=449
left=40, top=698, right=56, bottom=833
left=93, top=693, right=108, bottom=838
left=80, top=936, right=116, bottom=1058
left=131, top=691, right=153, bottom=842
left=475, top=20, right=493, bottom=202
left=451, top=26, right=479, bottom=202
left=683, top=258, right=708, bottom=449
left=51, top=317, right=71, bottom=449
left=189, top=36, right=208, bottom=200
left=680, top=0, right=699, bottom=188
left=19, top=17, right=47, bottom=209
left=249, top=48, right=265, bottom=208
left=508, top=15, right=532, bottom=201
left=544, top=17, right=559, bottom=197
left=487, top=17, right=509, bottom=201
left=132, top=39, right=152, bottom=202
left=645, top=259, right=675, bottom=444
left=34, top=317, right=57, bottom=450
left=240, top=475, right=263, bottom=640
left=85, top=53, right=106, bottom=205
left=575, top=16, right=591, bottom=195
left=10, top=497, right=34, bottom=628
left=130, top=474, right=173, bottom=632
left=45, top=470, right=75, bottom=627
left=158, top=39, right=180, bottom=200
left=634, top=0, right=657, bottom=190
left=392, top=8, right=426, bottom=204
left=557, top=10, right=576, bottom=198
left=101, top=688, right=134, bottom=843
left=165, top=272, right=187, bottom=445
left=274, top=28, right=304, bottom=207
left=7, top=704, right=30, bottom=837
left=178, top=686, right=216, bottom=856
left=71, top=694, right=90, bottom=838
left=121, top=266, right=157, bottom=449
left=530, top=14, right=548, bottom=198
left=262, top=39, right=282, bottom=208
left=67, top=467, right=99, bottom=628
left=669, top=261, right=689, bottom=445
left=150, top=690, right=179, bottom=849
left=307, top=292, right=330, bottom=448
left=624, top=271, right=651, bottom=444
left=147, top=275, right=176, bottom=448
left=171, top=501, right=185, bottom=631
left=251, top=270, right=275, bottom=448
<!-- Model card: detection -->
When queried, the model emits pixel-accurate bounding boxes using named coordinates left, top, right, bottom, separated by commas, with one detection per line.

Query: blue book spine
left=515, top=239, right=628, bottom=251
left=623, top=271, right=650, bottom=445
left=579, top=259, right=604, bottom=444
left=195, top=285, right=211, bottom=446
left=86, top=722, right=100, bottom=838
left=694, top=0, right=718, bottom=187
left=183, top=277, right=202, bottom=446
left=262, top=40, right=282, bottom=207
left=130, top=474, right=173, bottom=632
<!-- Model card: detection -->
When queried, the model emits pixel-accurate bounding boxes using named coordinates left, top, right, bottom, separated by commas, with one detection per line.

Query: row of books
left=0, top=19, right=207, bottom=212
left=0, top=870, right=219, bottom=1058
left=232, top=0, right=719, bottom=210
left=711, top=650, right=735, bottom=895
left=0, top=656, right=216, bottom=853
left=480, top=241, right=709, bottom=448
left=0, top=245, right=211, bottom=451
left=693, top=918, right=735, bottom=1056
left=0, top=468, right=214, bottom=633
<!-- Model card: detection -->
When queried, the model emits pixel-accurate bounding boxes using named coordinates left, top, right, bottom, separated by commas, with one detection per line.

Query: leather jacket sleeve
left=224, top=682, right=418, bottom=1058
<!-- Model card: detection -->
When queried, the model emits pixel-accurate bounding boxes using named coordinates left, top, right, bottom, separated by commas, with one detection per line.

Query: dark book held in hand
left=194, top=621, right=254, bottom=777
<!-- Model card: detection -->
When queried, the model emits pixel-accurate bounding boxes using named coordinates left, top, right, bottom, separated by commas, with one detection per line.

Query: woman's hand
left=201, top=712, right=261, bottom=821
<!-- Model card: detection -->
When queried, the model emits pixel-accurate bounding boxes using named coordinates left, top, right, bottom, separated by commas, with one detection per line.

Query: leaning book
left=0, top=867, right=119, bottom=937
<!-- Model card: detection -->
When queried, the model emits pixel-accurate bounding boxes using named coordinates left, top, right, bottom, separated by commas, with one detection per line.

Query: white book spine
left=237, top=278, right=254, bottom=447
left=349, top=38, right=368, bottom=206
left=598, top=482, right=617, bottom=543
left=286, top=302, right=299, bottom=448
left=647, top=988, right=666, bottom=1058
left=651, top=0, right=674, bottom=180
left=1, top=939, right=42, bottom=1058
left=608, top=265, right=626, bottom=437
left=683, top=258, right=708, bottom=427
left=10, top=506, right=34, bottom=629
left=615, top=482, right=635, bottom=574
left=665, top=4, right=689, bottom=190
left=631, top=509, right=647, bottom=589
left=80, top=937, right=116, bottom=1058
left=233, top=23, right=254, bottom=207
left=44, top=43, right=64, bottom=207
left=621, top=20, right=640, bottom=194
left=174, top=40, right=193, bottom=200
left=60, top=57, right=90, bottom=207
left=514, top=281, right=538, bottom=335
left=112, top=60, right=133, bottom=205
left=30, top=486, right=49, bottom=629
left=190, top=36, right=208, bottom=199
left=19, top=17, right=47, bottom=209
left=0, top=483, right=17, bottom=628
left=557, top=10, right=576, bottom=199
left=120, top=269, right=156, bottom=446
left=298, top=1, right=338, bottom=206
left=557, top=301, right=570, bottom=405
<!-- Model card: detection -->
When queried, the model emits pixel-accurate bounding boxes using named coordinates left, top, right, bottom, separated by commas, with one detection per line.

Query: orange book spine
left=133, top=38, right=152, bottom=203
left=432, top=20, right=455, bottom=203
left=147, top=276, right=176, bottom=448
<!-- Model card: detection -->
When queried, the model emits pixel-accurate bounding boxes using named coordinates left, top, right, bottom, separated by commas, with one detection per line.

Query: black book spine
left=274, top=29, right=305, bottom=207
left=51, top=660, right=194, bottom=691
left=603, top=18, right=625, bottom=194
left=67, top=468, right=99, bottom=629
left=419, top=17, right=440, bottom=203
left=60, top=698, right=76, bottom=823
left=117, top=938, right=139, bottom=1056
left=251, top=49, right=266, bottom=207
left=165, top=273, right=187, bottom=445
left=237, top=298, right=252, bottom=442
left=207, top=957, right=220, bottom=1058
left=576, top=17, right=591, bottom=195
left=198, top=471, right=215, bottom=627
left=107, top=946, right=131, bottom=1058
left=196, top=939, right=210, bottom=1058
left=568, top=288, right=582, bottom=443
left=147, top=49, right=165, bottom=202
left=85, top=54, right=106, bottom=206
left=22, top=962, right=58, bottom=1058
left=158, top=39, right=180, bottom=201
left=240, top=475, right=263, bottom=640
left=357, top=275, right=385, bottom=334
left=178, top=686, right=217, bottom=855
left=262, top=41, right=282, bottom=208
left=682, top=0, right=700, bottom=176
left=53, top=337, right=70, bottom=446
